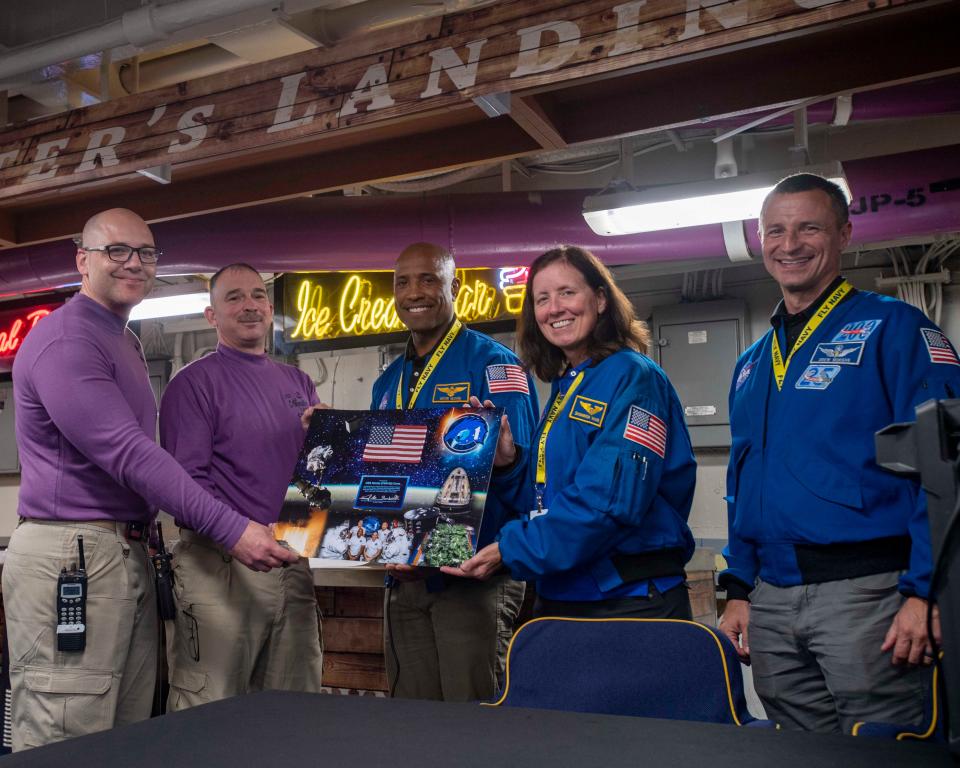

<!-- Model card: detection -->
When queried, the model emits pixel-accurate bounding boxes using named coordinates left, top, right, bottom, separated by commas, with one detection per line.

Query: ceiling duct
left=0, top=146, right=957, bottom=295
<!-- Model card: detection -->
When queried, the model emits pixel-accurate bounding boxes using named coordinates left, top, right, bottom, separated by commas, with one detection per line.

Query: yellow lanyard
left=395, top=320, right=462, bottom=409
left=535, top=372, right=584, bottom=504
left=771, top=280, right=852, bottom=391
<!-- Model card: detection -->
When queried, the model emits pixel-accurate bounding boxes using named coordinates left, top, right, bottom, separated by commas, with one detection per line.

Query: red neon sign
left=0, top=305, right=58, bottom=360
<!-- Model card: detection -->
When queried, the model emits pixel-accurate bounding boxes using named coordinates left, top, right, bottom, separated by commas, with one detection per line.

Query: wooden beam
left=0, top=0, right=914, bottom=202
left=0, top=209, right=14, bottom=247
left=10, top=115, right=540, bottom=244
left=508, top=94, right=566, bottom=150
left=547, top=0, right=960, bottom=145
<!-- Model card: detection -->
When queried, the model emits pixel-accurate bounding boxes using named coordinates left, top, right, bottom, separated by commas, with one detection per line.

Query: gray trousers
left=384, top=573, right=524, bottom=702
left=748, top=573, right=926, bottom=734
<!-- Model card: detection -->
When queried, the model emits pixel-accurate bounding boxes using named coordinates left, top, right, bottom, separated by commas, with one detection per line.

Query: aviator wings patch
left=569, top=395, right=607, bottom=427
left=432, top=382, right=470, bottom=403
left=809, top=341, right=864, bottom=366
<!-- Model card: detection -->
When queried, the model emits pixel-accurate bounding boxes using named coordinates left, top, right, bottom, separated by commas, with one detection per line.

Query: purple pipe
left=699, top=74, right=960, bottom=131
left=1, top=146, right=958, bottom=295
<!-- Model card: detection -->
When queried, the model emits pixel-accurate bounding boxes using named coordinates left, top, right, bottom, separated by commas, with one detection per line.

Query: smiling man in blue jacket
left=372, top=242, right=539, bottom=702
left=717, top=174, right=960, bottom=734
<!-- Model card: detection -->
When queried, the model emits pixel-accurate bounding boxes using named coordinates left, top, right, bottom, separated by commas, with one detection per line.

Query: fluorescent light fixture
left=582, top=162, right=850, bottom=236
left=128, top=292, right=210, bottom=322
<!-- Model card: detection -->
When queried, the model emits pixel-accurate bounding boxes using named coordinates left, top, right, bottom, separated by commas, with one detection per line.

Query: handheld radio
left=56, top=535, right=87, bottom=652
left=152, top=522, right=176, bottom=621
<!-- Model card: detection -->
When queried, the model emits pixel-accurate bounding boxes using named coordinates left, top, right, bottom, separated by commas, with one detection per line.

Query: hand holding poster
left=275, top=407, right=502, bottom=568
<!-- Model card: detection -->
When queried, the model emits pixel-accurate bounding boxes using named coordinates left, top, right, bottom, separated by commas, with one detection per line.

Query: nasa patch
left=735, top=361, right=755, bottom=391
left=809, top=341, right=864, bottom=366
left=795, top=364, right=841, bottom=390
left=832, top=319, right=882, bottom=343
left=569, top=395, right=607, bottom=428
left=432, top=382, right=470, bottom=404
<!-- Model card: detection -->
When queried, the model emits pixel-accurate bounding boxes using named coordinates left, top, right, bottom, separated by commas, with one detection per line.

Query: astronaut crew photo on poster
left=273, top=406, right=502, bottom=568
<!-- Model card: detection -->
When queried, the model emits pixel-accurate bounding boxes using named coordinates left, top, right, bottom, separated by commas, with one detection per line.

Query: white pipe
left=0, top=0, right=279, bottom=83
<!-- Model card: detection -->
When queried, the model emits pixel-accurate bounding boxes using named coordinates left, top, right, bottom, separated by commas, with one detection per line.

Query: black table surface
left=0, top=691, right=953, bottom=767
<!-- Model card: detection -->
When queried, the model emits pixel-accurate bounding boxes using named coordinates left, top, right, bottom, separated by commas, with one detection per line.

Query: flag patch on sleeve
left=486, top=364, right=530, bottom=394
left=921, top=328, right=960, bottom=365
left=623, top=405, right=666, bottom=458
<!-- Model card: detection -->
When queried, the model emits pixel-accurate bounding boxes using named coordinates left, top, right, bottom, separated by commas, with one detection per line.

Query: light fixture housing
left=582, top=162, right=851, bottom=236
left=128, top=291, right=210, bottom=322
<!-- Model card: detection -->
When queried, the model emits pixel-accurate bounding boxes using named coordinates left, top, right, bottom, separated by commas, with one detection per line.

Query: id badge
left=530, top=507, right=548, bottom=520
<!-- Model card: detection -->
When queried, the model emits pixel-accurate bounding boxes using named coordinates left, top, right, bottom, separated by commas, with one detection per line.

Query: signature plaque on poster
left=275, top=407, right=502, bottom=568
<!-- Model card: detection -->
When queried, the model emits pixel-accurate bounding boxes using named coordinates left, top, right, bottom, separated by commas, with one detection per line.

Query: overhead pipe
left=0, top=0, right=290, bottom=85
left=0, top=146, right=958, bottom=295
left=699, top=74, right=960, bottom=133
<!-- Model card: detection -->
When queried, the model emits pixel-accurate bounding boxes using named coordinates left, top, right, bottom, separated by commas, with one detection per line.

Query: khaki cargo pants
left=2, top=519, right=157, bottom=751
left=166, top=529, right=324, bottom=710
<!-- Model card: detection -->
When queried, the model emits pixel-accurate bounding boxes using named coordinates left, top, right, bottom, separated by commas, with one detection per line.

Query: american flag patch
left=486, top=364, right=529, bottom=394
left=362, top=424, right=428, bottom=463
left=921, top=328, right=960, bottom=366
left=623, top=405, right=667, bottom=458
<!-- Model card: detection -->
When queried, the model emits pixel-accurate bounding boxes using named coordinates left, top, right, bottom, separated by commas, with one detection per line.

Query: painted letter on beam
left=24, top=138, right=70, bottom=183
left=510, top=21, right=581, bottom=78
left=339, top=64, right=395, bottom=119
left=267, top=73, right=318, bottom=134
left=420, top=39, right=488, bottom=99
left=169, top=105, right=214, bottom=153
left=76, top=127, right=126, bottom=173
left=0, top=149, right=19, bottom=171
left=609, top=1, right=648, bottom=56
left=677, top=0, right=749, bottom=41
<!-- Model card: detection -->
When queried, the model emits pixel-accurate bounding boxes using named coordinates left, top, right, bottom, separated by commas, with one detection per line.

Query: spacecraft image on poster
left=274, top=407, right=502, bottom=568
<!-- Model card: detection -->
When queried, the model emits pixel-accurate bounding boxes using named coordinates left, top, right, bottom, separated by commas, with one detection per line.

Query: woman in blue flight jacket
left=444, top=246, right=697, bottom=618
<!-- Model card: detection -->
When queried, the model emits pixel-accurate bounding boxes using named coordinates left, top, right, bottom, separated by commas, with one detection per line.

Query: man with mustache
left=159, top=263, right=324, bottom=710
left=6, top=215, right=296, bottom=750
left=372, top=243, right=538, bottom=702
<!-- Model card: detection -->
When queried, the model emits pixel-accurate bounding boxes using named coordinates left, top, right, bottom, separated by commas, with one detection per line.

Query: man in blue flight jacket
left=718, top=174, right=959, bottom=733
left=371, top=242, right=539, bottom=701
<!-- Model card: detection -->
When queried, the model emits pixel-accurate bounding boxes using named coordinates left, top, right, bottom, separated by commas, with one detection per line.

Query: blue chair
left=852, top=659, right=944, bottom=741
left=488, top=617, right=771, bottom=726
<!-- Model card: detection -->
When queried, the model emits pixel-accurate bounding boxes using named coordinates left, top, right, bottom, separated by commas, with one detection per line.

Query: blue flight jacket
left=492, top=348, right=697, bottom=601
left=370, top=326, right=539, bottom=547
left=721, top=288, right=960, bottom=599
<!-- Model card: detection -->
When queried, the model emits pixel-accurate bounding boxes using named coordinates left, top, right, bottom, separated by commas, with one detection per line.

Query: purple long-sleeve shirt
left=13, top=293, right=249, bottom=549
left=159, top=344, right=318, bottom=526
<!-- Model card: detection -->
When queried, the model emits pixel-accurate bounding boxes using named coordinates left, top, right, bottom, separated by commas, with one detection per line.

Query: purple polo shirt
left=13, top=293, right=249, bottom=549
left=159, top=344, right=318, bottom=526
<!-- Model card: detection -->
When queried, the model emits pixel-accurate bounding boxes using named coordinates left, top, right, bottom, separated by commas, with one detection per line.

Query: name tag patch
left=569, top=395, right=607, bottom=427
left=432, top=382, right=470, bottom=403
left=796, top=364, right=841, bottom=390
left=832, top=319, right=881, bottom=342
left=809, top=341, right=864, bottom=366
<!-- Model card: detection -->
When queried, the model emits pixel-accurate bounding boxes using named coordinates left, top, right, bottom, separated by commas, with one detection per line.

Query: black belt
left=794, top=535, right=911, bottom=584
left=610, top=547, right=687, bottom=584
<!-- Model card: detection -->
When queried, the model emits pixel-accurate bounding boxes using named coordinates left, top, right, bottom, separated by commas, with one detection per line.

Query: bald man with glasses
left=4, top=208, right=296, bottom=751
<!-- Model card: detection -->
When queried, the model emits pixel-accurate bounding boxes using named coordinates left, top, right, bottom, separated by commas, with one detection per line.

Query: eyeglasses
left=81, top=244, right=162, bottom=264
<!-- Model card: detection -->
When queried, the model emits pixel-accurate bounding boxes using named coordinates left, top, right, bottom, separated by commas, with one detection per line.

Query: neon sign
left=0, top=306, right=55, bottom=358
left=280, top=268, right=528, bottom=344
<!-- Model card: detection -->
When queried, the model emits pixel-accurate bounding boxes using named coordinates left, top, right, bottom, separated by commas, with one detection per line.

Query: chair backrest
left=852, top=658, right=945, bottom=741
left=492, top=617, right=755, bottom=725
